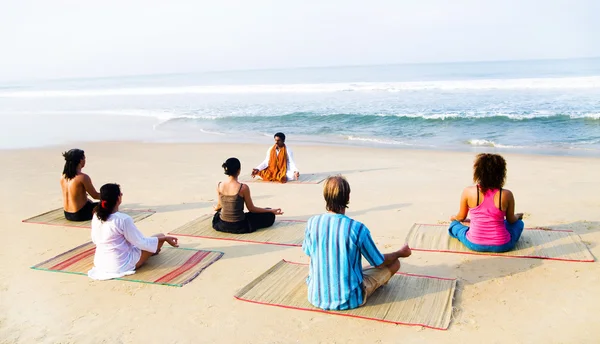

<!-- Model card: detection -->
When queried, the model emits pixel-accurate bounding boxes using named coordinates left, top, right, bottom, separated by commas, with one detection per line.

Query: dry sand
left=1, top=142, right=599, bottom=343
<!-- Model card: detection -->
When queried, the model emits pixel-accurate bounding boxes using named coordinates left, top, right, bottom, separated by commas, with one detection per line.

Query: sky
left=0, top=0, right=599, bottom=82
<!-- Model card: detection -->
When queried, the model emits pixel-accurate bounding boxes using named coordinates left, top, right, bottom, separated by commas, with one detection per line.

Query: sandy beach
left=1, top=141, right=599, bottom=343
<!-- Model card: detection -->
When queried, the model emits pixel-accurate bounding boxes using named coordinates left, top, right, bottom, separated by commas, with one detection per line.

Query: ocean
left=1, top=57, right=599, bottom=155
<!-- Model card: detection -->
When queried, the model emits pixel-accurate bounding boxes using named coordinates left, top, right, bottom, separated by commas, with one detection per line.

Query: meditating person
left=213, top=157, right=283, bottom=234
left=251, top=132, right=300, bottom=183
left=60, top=148, right=101, bottom=221
left=88, top=183, right=179, bottom=280
left=448, top=153, right=525, bottom=252
left=302, top=175, right=412, bottom=311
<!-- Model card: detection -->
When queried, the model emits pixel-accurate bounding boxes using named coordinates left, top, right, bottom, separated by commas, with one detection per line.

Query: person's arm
left=287, top=147, right=299, bottom=177
left=122, top=217, right=159, bottom=252
left=503, top=189, right=523, bottom=224
left=122, top=217, right=178, bottom=252
left=302, top=220, right=311, bottom=256
left=81, top=173, right=100, bottom=199
left=450, top=188, right=470, bottom=222
left=255, top=147, right=271, bottom=171
left=241, top=184, right=283, bottom=214
left=214, top=183, right=222, bottom=211
left=358, top=226, right=387, bottom=268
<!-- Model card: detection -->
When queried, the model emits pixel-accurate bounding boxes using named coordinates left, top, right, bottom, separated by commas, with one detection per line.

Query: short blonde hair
left=323, top=175, right=351, bottom=214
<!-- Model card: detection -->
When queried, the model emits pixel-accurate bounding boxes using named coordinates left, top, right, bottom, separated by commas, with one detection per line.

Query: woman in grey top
left=212, top=157, right=283, bottom=234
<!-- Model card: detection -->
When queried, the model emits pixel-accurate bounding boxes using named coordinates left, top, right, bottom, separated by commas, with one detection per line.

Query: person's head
left=274, top=132, right=286, bottom=148
left=473, top=153, right=507, bottom=192
left=323, top=175, right=351, bottom=214
left=95, top=183, right=122, bottom=222
left=222, top=157, right=241, bottom=177
left=62, top=149, right=86, bottom=179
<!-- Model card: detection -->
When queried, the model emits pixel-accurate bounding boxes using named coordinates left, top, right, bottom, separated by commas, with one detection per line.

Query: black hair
left=94, top=183, right=121, bottom=222
left=222, top=157, right=241, bottom=176
left=62, top=149, right=85, bottom=179
left=473, top=153, right=507, bottom=192
left=274, top=132, right=286, bottom=142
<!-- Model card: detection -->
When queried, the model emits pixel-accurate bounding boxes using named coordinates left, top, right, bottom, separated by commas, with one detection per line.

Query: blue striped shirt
left=302, top=213, right=385, bottom=310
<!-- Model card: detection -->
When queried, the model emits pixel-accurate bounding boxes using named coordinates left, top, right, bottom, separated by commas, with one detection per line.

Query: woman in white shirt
left=87, top=183, right=178, bottom=280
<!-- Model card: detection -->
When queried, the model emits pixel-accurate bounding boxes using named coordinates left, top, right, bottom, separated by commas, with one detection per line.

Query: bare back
left=61, top=174, right=90, bottom=212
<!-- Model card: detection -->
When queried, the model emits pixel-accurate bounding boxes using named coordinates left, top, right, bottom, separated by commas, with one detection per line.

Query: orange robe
left=258, top=144, right=288, bottom=182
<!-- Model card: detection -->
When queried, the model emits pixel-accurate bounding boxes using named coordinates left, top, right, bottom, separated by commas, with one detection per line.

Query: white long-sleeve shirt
left=255, top=145, right=299, bottom=180
left=88, top=212, right=158, bottom=280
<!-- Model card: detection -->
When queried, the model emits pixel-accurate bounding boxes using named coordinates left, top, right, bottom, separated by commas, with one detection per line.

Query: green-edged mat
left=235, top=260, right=457, bottom=330
left=406, top=223, right=594, bottom=262
left=168, top=214, right=306, bottom=247
left=31, top=241, right=223, bottom=287
left=22, top=208, right=155, bottom=228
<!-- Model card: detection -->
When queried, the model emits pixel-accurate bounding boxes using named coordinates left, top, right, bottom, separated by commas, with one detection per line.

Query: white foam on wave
left=467, top=139, right=522, bottom=149
left=377, top=112, right=600, bottom=120
left=2, top=76, right=599, bottom=98
left=346, top=135, right=414, bottom=146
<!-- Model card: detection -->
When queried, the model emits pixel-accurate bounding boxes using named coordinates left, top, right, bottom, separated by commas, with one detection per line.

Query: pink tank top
left=466, top=188, right=511, bottom=246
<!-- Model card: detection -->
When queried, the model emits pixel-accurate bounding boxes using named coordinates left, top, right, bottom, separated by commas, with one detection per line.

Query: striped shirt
left=302, top=213, right=385, bottom=310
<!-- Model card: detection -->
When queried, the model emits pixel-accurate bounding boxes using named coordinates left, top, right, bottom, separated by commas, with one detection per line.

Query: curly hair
left=323, top=175, right=351, bottom=214
left=473, top=153, right=506, bottom=192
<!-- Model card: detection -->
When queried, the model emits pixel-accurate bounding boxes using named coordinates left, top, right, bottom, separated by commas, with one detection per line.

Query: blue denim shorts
left=448, top=220, right=525, bottom=253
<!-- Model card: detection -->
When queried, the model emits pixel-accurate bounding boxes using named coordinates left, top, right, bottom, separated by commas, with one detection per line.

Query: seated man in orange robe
left=251, top=132, right=299, bottom=183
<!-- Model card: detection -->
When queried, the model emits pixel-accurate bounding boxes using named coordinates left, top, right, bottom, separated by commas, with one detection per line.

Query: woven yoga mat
left=406, top=223, right=594, bottom=262
left=22, top=208, right=155, bottom=228
left=31, top=241, right=224, bottom=287
left=239, top=173, right=326, bottom=184
left=235, top=260, right=457, bottom=330
left=168, top=214, right=306, bottom=247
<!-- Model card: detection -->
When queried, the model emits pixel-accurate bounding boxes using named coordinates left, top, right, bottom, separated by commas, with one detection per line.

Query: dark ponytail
left=222, top=157, right=241, bottom=176
left=95, top=183, right=121, bottom=222
left=62, top=149, right=85, bottom=179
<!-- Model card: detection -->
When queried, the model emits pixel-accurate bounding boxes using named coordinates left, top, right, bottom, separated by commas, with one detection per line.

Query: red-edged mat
left=406, top=223, right=594, bottom=262
left=234, top=260, right=457, bottom=330
left=168, top=215, right=306, bottom=247
left=22, top=208, right=155, bottom=228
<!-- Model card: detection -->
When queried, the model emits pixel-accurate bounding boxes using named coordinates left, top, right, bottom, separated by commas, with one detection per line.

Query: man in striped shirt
left=302, top=175, right=412, bottom=310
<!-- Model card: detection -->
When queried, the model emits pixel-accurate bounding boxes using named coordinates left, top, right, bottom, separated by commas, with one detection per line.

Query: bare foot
left=398, top=244, right=412, bottom=258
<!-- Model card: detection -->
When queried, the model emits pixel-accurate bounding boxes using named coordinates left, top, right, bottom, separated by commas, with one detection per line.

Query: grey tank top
left=219, top=182, right=245, bottom=222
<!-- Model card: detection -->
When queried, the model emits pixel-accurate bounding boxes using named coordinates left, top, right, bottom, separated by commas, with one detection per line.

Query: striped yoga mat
left=22, top=208, right=155, bottom=228
left=406, top=223, right=594, bottom=262
left=239, top=173, right=326, bottom=184
left=168, top=214, right=306, bottom=247
left=31, top=242, right=224, bottom=287
left=235, top=260, right=457, bottom=330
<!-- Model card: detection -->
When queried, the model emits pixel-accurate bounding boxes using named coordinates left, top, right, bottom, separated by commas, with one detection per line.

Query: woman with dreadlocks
left=88, top=183, right=179, bottom=280
left=60, top=148, right=100, bottom=221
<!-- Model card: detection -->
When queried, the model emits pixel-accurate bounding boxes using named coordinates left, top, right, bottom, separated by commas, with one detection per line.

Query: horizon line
left=2, top=55, right=600, bottom=85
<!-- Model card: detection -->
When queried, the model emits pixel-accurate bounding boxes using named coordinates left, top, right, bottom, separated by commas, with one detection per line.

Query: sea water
left=1, top=57, right=599, bottom=155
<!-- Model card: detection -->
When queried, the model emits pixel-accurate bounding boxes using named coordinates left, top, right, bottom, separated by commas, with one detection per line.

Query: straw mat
left=235, top=260, right=457, bottom=330
left=22, top=208, right=155, bottom=228
left=31, top=241, right=223, bottom=287
left=406, top=223, right=594, bottom=262
left=239, top=173, right=326, bottom=184
left=168, top=214, right=306, bottom=246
